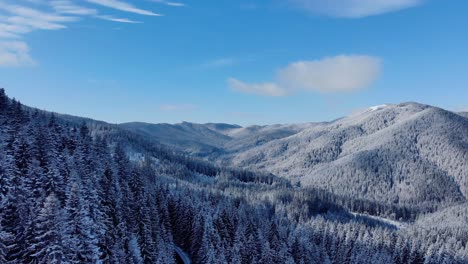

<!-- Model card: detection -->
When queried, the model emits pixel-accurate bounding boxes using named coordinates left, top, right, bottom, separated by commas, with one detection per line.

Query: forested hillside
left=123, top=103, right=468, bottom=211
left=119, top=122, right=312, bottom=157
left=188, top=103, right=468, bottom=209
left=1, top=89, right=467, bottom=263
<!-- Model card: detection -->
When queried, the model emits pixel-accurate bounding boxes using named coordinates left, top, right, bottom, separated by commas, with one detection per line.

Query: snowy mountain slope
left=458, top=112, right=468, bottom=118
left=215, top=103, right=468, bottom=207
left=403, top=202, right=468, bottom=252
left=120, top=121, right=315, bottom=156
left=119, top=121, right=233, bottom=155
left=220, top=123, right=316, bottom=154
left=412, top=202, right=468, bottom=232
left=119, top=103, right=468, bottom=208
left=18, top=104, right=288, bottom=188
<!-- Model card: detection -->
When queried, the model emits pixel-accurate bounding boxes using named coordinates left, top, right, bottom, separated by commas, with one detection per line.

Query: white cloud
left=229, top=55, right=381, bottom=96
left=160, top=104, right=198, bottom=111
left=288, top=0, right=422, bottom=18
left=0, top=1, right=149, bottom=38
left=278, top=55, right=381, bottom=93
left=97, top=15, right=141, bottom=24
left=0, top=0, right=170, bottom=66
left=0, top=23, right=28, bottom=38
left=0, top=3, right=78, bottom=30
left=165, top=2, right=185, bottom=7
left=150, top=0, right=186, bottom=7
left=51, top=0, right=98, bottom=15
left=454, top=106, right=468, bottom=113
left=228, top=78, right=287, bottom=97
left=0, top=41, right=35, bottom=67
left=86, top=0, right=162, bottom=16
left=0, top=3, right=77, bottom=43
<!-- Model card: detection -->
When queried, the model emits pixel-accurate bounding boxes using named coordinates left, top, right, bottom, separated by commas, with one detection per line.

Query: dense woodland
left=1, top=89, right=467, bottom=263
left=211, top=102, right=468, bottom=210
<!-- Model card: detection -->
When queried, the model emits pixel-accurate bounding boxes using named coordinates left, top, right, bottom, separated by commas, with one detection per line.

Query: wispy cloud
left=228, top=78, right=287, bottom=97
left=0, top=0, right=168, bottom=67
left=277, top=55, right=381, bottom=92
left=454, top=106, right=468, bottom=113
left=0, top=2, right=77, bottom=67
left=50, top=0, right=98, bottom=16
left=0, top=41, right=35, bottom=67
left=150, top=0, right=186, bottom=7
left=159, top=104, right=199, bottom=111
left=287, top=0, right=423, bottom=18
left=97, top=15, right=141, bottom=24
left=229, top=55, right=382, bottom=96
left=0, top=23, right=27, bottom=38
left=0, top=3, right=78, bottom=31
left=86, top=0, right=162, bottom=16
left=202, top=58, right=236, bottom=68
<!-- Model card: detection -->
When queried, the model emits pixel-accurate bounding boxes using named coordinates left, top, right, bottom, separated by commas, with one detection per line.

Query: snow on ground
left=368, top=104, right=388, bottom=112
left=351, top=212, right=408, bottom=229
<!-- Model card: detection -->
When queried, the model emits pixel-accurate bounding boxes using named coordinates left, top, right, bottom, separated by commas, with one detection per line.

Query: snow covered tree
left=29, top=193, right=66, bottom=263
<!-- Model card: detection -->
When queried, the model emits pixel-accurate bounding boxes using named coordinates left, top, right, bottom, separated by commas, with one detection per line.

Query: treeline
left=297, top=187, right=433, bottom=222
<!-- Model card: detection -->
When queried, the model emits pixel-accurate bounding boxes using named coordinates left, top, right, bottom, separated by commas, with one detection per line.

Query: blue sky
left=0, top=0, right=467, bottom=125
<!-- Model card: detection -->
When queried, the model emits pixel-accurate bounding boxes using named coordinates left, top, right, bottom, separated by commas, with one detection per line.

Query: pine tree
left=424, top=244, right=438, bottom=264
left=29, top=193, right=66, bottom=263
left=197, top=221, right=218, bottom=264
left=259, top=241, right=274, bottom=263
left=0, top=88, right=7, bottom=112
left=1, top=193, right=21, bottom=262
left=0, top=199, right=14, bottom=263
left=0, top=153, right=10, bottom=202
left=64, top=176, right=100, bottom=263
left=128, top=234, right=143, bottom=264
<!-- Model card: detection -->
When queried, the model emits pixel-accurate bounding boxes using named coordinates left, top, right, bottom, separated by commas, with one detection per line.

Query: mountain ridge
left=122, top=102, right=468, bottom=209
